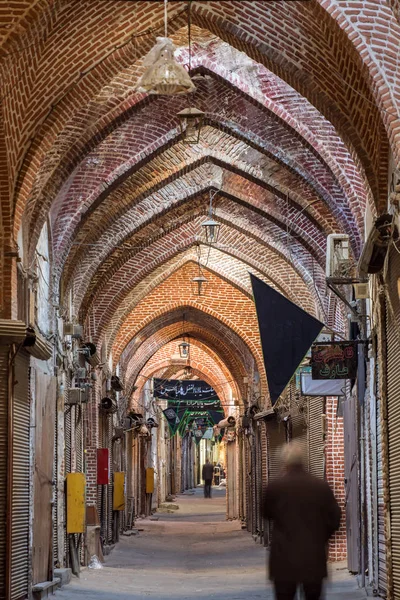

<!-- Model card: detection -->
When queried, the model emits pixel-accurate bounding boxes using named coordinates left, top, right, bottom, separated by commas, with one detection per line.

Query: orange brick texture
left=130, top=338, right=236, bottom=407
left=113, top=262, right=267, bottom=394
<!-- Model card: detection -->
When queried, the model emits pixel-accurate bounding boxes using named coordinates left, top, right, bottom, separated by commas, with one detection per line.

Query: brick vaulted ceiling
left=1, top=0, right=398, bottom=404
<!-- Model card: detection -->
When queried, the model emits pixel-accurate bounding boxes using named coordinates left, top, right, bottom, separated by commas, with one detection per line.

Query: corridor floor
left=56, top=488, right=367, bottom=600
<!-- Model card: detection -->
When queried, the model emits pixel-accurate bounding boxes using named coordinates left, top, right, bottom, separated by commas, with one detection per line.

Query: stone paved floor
left=56, top=487, right=367, bottom=600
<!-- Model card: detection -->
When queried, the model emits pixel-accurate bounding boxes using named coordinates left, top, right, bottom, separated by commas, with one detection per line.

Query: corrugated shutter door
left=386, top=248, right=400, bottom=598
left=53, top=385, right=58, bottom=567
left=11, top=350, right=31, bottom=600
left=377, top=354, right=387, bottom=595
left=291, top=409, right=309, bottom=470
left=266, top=419, right=286, bottom=481
left=260, top=421, right=268, bottom=545
left=0, top=346, right=9, bottom=597
left=245, top=434, right=251, bottom=532
left=308, top=397, right=325, bottom=479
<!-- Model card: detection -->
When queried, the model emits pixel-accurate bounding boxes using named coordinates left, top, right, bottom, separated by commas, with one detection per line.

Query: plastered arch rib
left=73, top=197, right=327, bottom=321
left=49, top=73, right=365, bottom=266
left=88, top=238, right=323, bottom=350
left=0, top=3, right=380, bottom=247
left=58, top=126, right=350, bottom=282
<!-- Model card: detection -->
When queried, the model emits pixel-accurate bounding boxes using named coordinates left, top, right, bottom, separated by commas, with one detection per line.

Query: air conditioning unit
left=63, top=322, right=74, bottom=336
left=72, top=324, right=83, bottom=339
left=354, top=282, right=369, bottom=299
left=76, top=367, right=87, bottom=380
left=67, top=387, right=85, bottom=405
left=114, top=427, right=124, bottom=439
left=326, top=234, right=352, bottom=279
left=358, top=213, right=396, bottom=276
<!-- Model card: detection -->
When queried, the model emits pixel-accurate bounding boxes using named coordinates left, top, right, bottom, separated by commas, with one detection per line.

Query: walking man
left=202, top=458, right=214, bottom=498
left=264, top=442, right=341, bottom=600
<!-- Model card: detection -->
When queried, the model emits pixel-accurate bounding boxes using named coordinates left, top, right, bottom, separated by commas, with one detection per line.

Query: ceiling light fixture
left=179, top=313, right=191, bottom=359
left=191, top=243, right=207, bottom=296
left=202, top=189, right=220, bottom=244
left=179, top=338, right=190, bottom=359
left=177, top=2, right=204, bottom=143
left=135, top=0, right=195, bottom=96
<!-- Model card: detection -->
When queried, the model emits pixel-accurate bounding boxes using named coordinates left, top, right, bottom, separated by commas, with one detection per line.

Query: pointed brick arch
left=121, top=319, right=247, bottom=402
left=128, top=338, right=236, bottom=407
left=111, top=263, right=268, bottom=397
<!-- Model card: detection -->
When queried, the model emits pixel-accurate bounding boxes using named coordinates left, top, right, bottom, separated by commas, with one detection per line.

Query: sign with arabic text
left=154, top=379, right=217, bottom=401
left=311, top=342, right=357, bottom=380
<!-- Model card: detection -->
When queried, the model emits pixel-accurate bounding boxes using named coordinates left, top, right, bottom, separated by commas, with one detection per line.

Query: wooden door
left=32, top=369, right=56, bottom=584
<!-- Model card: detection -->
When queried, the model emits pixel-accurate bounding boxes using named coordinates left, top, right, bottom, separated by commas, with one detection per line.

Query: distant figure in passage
left=264, top=442, right=341, bottom=600
left=202, top=459, right=214, bottom=498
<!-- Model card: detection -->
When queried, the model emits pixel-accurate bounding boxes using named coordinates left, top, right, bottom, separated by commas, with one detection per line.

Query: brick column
left=84, top=382, right=100, bottom=505
left=325, top=397, right=347, bottom=561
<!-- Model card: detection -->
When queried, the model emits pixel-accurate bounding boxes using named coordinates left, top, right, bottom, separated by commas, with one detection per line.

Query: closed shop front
left=376, top=336, right=388, bottom=597
left=10, top=350, right=31, bottom=600
left=0, top=345, right=9, bottom=598
left=385, top=247, right=400, bottom=598
left=307, top=397, right=325, bottom=479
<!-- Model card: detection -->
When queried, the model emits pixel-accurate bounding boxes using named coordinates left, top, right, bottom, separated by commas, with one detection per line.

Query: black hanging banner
left=154, top=379, right=217, bottom=401
left=311, top=342, right=358, bottom=380
left=250, top=274, right=324, bottom=405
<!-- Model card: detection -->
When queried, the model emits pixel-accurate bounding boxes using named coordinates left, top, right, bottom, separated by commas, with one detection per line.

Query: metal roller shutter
left=0, top=346, right=9, bottom=598
left=266, top=419, right=287, bottom=482
left=376, top=352, right=388, bottom=595
left=266, top=419, right=287, bottom=543
left=386, top=248, right=400, bottom=598
left=10, top=350, right=31, bottom=600
left=260, top=421, right=268, bottom=545
left=244, top=435, right=251, bottom=532
left=291, top=408, right=309, bottom=470
left=308, top=397, right=325, bottom=479
left=53, top=395, right=58, bottom=567
left=108, top=416, right=114, bottom=544
left=226, top=440, right=238, bottom=520
left=251, top=434, right=257, bottom=534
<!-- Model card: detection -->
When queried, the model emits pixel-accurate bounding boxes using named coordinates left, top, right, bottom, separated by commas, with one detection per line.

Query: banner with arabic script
left=154, top=379, right=217, bottom=401
left=311, top=342, right=358, bottom=380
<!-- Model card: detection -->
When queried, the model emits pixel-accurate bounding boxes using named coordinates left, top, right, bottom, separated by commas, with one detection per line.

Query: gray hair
left=280, top=441, right=305, bottom=468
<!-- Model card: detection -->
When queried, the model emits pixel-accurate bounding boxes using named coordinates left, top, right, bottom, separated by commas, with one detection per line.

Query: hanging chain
left=164, top=0, right=168, bottom=37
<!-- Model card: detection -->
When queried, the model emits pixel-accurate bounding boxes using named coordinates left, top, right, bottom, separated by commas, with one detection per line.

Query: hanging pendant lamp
left=202, top=189, right=220, bottom=244
left=179, top=338, right=190, bottom=359
left=135, top=0, right=195, bottom=96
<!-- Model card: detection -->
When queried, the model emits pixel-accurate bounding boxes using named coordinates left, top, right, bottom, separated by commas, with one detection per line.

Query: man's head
left=206, top=459, right=210, bottom=464
left=280, top=441, right=305, bottom=471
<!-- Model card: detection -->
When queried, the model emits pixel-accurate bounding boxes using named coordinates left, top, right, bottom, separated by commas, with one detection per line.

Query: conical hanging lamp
left=135, top=0, right=195, bottom=96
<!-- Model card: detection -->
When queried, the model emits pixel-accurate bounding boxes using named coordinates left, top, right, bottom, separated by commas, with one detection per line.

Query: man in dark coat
left=264, top=442, right=341, bottom=600
left=202, top=459, right=214, bottom=498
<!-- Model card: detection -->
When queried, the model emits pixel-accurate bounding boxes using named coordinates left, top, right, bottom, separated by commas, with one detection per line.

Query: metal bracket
left=326, top=277, right=368, bottom=320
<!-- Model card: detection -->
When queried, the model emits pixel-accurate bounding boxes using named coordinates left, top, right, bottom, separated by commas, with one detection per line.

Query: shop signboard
left=311, top=342, right=357, bottom=380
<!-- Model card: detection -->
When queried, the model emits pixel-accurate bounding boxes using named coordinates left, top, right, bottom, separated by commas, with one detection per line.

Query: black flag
left=250, top=274, right=324, bottom=405
left=162, top=407, right=185, bottom=435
